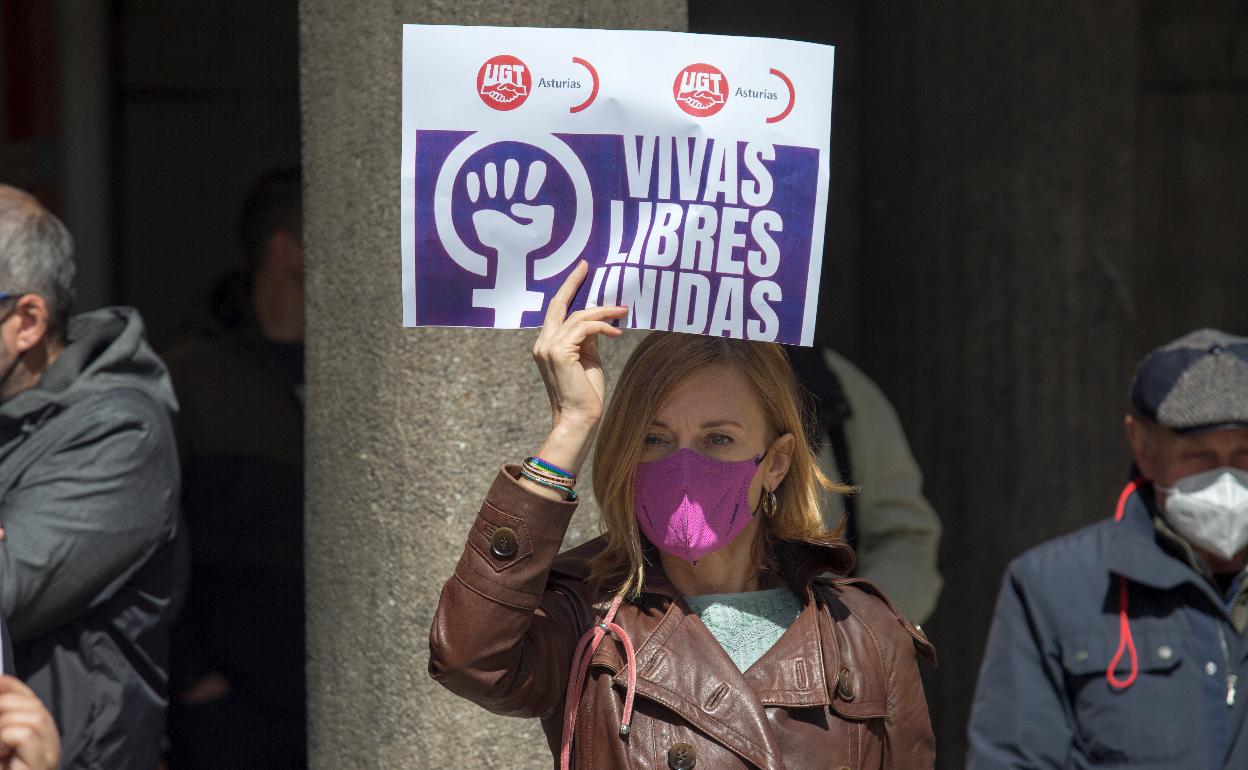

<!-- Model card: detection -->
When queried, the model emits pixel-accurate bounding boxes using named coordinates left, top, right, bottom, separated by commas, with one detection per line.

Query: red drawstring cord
left=1106, top=574, right=1139, bottom=689
left=1107, top=479, right=1140, bottom=690
left=1112, top=479, right=1137, bottom=523
left=560, top=593, right=637, bottom=770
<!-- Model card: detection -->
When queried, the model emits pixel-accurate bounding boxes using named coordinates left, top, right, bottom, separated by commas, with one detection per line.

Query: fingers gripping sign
left=530, top=261, right=628, bottom=478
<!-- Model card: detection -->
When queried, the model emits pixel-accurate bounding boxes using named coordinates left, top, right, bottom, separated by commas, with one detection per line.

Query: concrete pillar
left=300, top=2, right=685, bottom=767
left=856, top=3, right=1139, bottom=764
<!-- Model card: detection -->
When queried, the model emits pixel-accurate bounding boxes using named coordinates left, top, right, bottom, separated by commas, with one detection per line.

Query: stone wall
left=300, top=2, right=684, bottom=766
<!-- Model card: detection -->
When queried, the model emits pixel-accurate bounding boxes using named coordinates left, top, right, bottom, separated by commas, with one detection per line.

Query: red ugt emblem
left=673, top=63, right=728, bottom=117
left=478, top=54, right=532, bottom=111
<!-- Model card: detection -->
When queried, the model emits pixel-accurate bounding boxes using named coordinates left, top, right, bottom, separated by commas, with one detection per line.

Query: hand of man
left=180, top=671, right=232, bottom=704
left=0, top=676, right=60, bottom=770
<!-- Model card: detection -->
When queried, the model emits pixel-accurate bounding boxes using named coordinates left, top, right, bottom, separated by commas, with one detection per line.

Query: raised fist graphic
left=466, top=158, right=552, bottom=326
left=433, top=133, right=594, bottom=328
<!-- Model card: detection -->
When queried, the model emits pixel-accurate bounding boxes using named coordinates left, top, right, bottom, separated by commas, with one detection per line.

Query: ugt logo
left=434, top=133, right=593, bottom=327
left=673, top=63, right=728, bottom=117
left=477, top=54, right=531, bottom=111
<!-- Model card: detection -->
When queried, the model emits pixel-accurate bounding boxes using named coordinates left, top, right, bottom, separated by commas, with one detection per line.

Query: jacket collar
left=1106, top=483, right=1233, bottom=615
left=741, top=586, right=834, bottom=708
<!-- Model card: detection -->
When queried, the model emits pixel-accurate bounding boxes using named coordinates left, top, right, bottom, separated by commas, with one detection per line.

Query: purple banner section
left=411, top=131, right=818, bottom=343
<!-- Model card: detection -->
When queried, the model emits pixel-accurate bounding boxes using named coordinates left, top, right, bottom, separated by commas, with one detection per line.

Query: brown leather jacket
left=429, top=468, right=937, bottom=769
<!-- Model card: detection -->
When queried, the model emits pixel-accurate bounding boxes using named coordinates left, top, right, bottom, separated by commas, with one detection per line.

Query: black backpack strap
left=785, top=348, right=858, bottom=550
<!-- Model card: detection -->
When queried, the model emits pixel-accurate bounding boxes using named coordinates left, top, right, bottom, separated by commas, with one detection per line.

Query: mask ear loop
left=752, top=448, right=766, bottom=517
left=1107, top=478, right=1141, bottom=690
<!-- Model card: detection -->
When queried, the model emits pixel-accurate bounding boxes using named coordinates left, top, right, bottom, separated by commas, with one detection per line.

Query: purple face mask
left=633, top=448, right=763, bottom=563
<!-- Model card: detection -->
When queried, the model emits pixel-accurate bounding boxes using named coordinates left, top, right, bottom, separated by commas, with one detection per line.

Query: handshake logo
left=673, top=63, right=728, bottom=118
left=477, top=55, right=531, bottom=111
left=434, top=134, right=593, bottom=327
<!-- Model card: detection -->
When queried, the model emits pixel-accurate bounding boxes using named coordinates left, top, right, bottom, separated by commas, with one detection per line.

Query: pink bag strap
left=559, top=593, right=637, bottom=770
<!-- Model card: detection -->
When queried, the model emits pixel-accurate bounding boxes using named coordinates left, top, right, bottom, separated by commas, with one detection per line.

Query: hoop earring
left=761, top=488, right=778, bottom=517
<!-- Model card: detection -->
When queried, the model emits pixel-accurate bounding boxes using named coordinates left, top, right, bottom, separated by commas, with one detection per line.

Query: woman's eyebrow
left=647, top=419, right=745, bottom=430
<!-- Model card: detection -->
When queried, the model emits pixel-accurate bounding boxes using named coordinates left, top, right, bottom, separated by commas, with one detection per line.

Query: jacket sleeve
left=966, top=560, right=1073, bottom=769
left=840, top=584, right=936, bottom=768
left=821, top=349, right=944, bottom=626
left=428, top=466, right=586, bottom=720
left=883, top=633, right=937, bottom=768
left=826, top=579, right=937, bottom=768
left=0, top=391, right=179, bottom=642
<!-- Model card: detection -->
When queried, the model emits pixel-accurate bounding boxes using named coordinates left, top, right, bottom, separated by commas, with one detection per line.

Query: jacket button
left=667, top=742, right=697, bottom=769
left=490, top=527, right=519, bottom=559
left=836, top=668, right=856, bottom=701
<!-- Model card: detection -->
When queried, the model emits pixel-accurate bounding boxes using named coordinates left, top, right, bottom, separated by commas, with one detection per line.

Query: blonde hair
left=588, top=333, right=852, bottom=598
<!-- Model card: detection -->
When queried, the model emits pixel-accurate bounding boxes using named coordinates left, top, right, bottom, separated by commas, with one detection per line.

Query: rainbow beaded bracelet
left=519, top=467, right=578, bottom=501
left=525, top=456, right=576, bottom=480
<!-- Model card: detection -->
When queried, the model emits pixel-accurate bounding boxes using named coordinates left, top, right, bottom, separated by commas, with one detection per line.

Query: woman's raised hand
left=530, top=261, right=628, bottom=476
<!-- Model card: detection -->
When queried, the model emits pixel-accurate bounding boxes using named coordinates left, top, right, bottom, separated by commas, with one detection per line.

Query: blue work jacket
left=967, top=483, right=1248, bottom=769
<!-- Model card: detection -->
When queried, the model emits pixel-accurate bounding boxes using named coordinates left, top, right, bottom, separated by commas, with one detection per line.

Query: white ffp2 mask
left=1158, top=467, right=1248, bottom=562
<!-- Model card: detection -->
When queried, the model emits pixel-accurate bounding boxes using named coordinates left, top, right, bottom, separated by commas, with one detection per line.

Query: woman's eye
left=707, top=433, right=733, bottom=447
left=644, top=434, right=667, bottom=447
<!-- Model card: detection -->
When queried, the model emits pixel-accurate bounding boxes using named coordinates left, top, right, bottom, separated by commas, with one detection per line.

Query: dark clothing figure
left=164, top=273, right=306, bottom=769
left=0, top=615, right=12, bottom=676
left=0, top=307, right=182, bottom=769
left=967, top=483, right=1248, bottom=768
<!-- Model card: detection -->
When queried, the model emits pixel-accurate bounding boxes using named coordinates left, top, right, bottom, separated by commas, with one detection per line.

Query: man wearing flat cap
left=967, top=329, right=1248, bottom=768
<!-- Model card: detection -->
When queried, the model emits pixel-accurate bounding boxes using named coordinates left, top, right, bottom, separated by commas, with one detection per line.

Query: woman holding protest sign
left=428, top=261, right=935, bottom=768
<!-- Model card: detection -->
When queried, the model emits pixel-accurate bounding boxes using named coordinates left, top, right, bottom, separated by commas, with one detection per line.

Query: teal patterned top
left=684, top=586, right=804, bottom=672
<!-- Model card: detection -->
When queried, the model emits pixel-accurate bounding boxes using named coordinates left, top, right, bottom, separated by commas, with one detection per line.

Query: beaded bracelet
left=519, top=467, right=578, bottom=501
left=525, top=456, right=576, bottom=480
left=522, top=456, right=577, bottom=487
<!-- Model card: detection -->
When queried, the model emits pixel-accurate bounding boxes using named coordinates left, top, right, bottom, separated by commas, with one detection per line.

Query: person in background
left=787, top=346, right=944, bottom=625
left=0, top=185, right=182, bottom=768
left=163, top=168, right=306, bottom=769
left=967, top=329, right=1248, bottom=768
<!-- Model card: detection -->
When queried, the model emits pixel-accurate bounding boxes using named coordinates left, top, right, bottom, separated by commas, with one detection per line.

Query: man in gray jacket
left=0, top=186, right=182, bottom=768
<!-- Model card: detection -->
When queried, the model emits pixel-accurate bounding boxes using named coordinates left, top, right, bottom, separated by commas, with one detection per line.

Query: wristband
left=526, top=456, right=576, bottom=480
left=519, top=467, right=578, bottom=501
left=523, top=457, right=577, bottom=487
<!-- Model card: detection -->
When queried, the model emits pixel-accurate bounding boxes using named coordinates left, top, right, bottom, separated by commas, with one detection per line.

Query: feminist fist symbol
left=466, top=159, right=552, bottom=327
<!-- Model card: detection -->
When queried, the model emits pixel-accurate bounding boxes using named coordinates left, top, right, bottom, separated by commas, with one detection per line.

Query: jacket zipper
left=1217, top=623, right=1237, bottom=707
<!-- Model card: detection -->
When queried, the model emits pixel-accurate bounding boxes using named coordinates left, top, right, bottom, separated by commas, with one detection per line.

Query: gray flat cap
left=1130, top=328, right=1248, bottom=434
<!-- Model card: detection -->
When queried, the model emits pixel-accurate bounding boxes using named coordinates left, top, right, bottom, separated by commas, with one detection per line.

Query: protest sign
left=401, top=25, right=834, bottom=345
